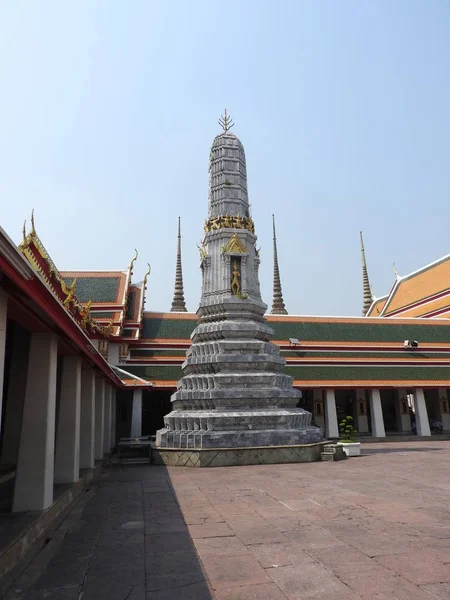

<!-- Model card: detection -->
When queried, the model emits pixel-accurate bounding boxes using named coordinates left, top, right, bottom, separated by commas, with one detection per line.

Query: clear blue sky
left=1, top=1, right=449, bottom=316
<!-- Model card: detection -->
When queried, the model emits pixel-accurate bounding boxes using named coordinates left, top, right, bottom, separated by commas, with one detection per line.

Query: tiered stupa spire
left=156, top=111, right=321, bottom=452
left=270, top=214, right=288, bottom=315
left=170, top=217, right=187, bottom=312
left=360, top=231, right=374, bottom=316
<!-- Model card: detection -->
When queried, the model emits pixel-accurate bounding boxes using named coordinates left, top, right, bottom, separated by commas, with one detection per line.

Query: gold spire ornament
left=218, top=109, right=234, bottom=133
left=129, top=249, right=138, bottom=275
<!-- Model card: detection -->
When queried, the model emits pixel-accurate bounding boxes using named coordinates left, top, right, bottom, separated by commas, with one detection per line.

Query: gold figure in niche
left=231, top=260, right=241, bottom=295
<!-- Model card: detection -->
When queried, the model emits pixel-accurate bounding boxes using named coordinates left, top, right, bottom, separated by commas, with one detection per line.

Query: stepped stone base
left=321, top=444, right=347, bottom=462
left=151, top=442, right=328, bottom=468
left=156, top=408, right=323, bottom=449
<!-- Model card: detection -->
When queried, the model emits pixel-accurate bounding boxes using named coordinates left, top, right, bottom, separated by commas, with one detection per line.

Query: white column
left=395, top=388, right=412, bottom=432
left=80, top=369, right=96, bottom=469
left=355, top=389, right=369, bottom=433
left=0, top=290, right=7, bottom=444
left=13, top=333, right=58, bottom=512
left=94, top=379, right=105, bottom=461
left=103, top=383, right=111, bottom=454
left=54, top=356, right=81, bottom=483
left=325, top=389, right=339, bottom=438
left=110, top=388, right=116, bottom=449
left=414, top=388, right=431, bottom=436
left=441, top=390, right=450, bottom=431
left=312, top=389, right=325, bottom=431
left=131, top=389, right=143, bottom=437
left=369, top=389, right=386, bottom=437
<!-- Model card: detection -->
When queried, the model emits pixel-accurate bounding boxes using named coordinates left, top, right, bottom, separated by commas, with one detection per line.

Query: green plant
left=339, top=416, right=358, bottom=442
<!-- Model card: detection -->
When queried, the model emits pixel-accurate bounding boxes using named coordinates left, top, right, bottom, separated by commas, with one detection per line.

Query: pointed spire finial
left=143, top=263, right=151, bottom=287
left=218, top=109, right=234, bottom=133
left=270, top=214, right=288, bottom=315
left=30, top=209, right=35, bottom=235
left=170, top=217, right=187, bottom=312
left=360, top=231, right=374, bottom=316
left=129, top=249, right=138, bottom=275
left=393, top=262, right=399, bottom=279
left=22, top=220, right=27, bottom=241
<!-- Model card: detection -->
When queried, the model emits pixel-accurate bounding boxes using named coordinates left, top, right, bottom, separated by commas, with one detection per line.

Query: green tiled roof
left=131, top=349, right=186, bottom=357
left=270, top=320, right=450, bottom=343
left=123, top=365, right=182, bottom=381
left=285, top=365, right=450, bottom=382
left=91, top=311, right=115, bottom=319
left=143, top=316, right=197, bottom=339
left=142, top=315, right=450, bottom=344
left=65, top=277, right=120, bottom=303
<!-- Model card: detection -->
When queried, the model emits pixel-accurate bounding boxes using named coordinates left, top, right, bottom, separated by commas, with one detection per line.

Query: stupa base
left=151, top=441, right=327, bottom=468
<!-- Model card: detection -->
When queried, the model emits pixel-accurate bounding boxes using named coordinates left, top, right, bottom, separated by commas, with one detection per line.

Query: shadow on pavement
left=3, top=464, right=213, bottom=600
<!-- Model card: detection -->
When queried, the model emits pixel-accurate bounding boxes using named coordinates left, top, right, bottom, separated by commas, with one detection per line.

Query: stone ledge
left=151, top=441, right=328, bottom=467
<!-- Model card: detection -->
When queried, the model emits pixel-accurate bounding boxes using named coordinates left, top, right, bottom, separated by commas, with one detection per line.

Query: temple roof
left=121, top=311, right=450, bottom=388
left=367, top=253, right=450, bottom=319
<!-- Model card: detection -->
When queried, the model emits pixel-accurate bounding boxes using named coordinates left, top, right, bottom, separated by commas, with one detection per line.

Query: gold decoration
left=143, top=263, right=151, bottom=287
left=197, top=242, right=207, bottom=262
left=204, top=215, right=255, bottom=234
left=218, top=108, right=234, bottom=132
left=98, top=340, right=109, bottom=359
left=222, top=233, right=248, bottom=254
left=62, top=278, right=77, bottom=308
left=129, top=248, right=138, bottom=275
left=119, top=343, right=129, bottom=360
left=30, top=209, right=36, bottom=235
left=231, top=260, right=241, bottom=295
left=80, top=300, right=91, bottom=328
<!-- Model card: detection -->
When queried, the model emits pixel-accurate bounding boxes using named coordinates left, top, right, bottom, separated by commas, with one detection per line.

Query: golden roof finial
left=30, top=209, right=36, bottom=235
left=22, top=220, right=27, bottom=241
left=129, top=248, right=138, bottom=274
left=218, top=109, right=234, bottom=133
left=143, top=263, right=151, bottom=287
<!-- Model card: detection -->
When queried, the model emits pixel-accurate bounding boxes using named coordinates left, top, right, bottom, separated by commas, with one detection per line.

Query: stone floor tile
left=421, top=582, right=450, bottom=599
left=89, top=543, right=145, bottom=569
left=144, top=517, right=187, bottom=534
left=266, top=562, right=360, bottom=599
left=21, top=587, right=81, bottom=600
left=145, top=581, right=214, bottom=600
left=214, top=582, right=289, bottom=600
left=201, top=554, right=271, bottom=589
left=33, top=558, right=88, bottom=590
left=249, top=541, right=315, bottom=568
left=283, top=524, right=346, bottom=550
left=145, top=551, right=206, bottom=592
left=145, top=531, right=197, bottom=553
left=188, top=522, right=234, bottom=539
left=376, top=552, right=450, bottom=585
left=194, top=535, right=248, bottom=558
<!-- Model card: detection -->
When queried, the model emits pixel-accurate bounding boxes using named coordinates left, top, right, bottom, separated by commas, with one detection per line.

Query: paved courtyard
left=5, top=441, right=450, bottom=600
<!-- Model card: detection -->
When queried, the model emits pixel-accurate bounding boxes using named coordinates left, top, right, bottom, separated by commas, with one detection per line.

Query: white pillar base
left=94, top=379, right=105, bottom=461
left=13, top=333, right=58, bottom=512
left=369, top=389, right=386, bottom=437
left=103, top=383, right=111, bottom=454
left=54, top=356, right=81, bottom=483
left=325, top=389, right=339, bottom=438
left=80, top=370, right=96, bottom=469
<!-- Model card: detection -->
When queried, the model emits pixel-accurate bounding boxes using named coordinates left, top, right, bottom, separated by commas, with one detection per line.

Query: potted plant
left=337, top=416, right=361, bottom=456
